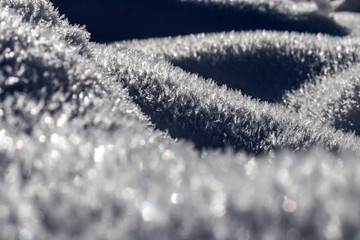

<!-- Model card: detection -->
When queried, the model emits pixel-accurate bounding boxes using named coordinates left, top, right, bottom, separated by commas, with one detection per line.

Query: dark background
left=50, top=0, right=348, bottom=42
left=51, top=0, right=247, bottom=42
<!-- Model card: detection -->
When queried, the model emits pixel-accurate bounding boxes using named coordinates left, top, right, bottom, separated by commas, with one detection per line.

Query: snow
left=0, top=0, right=360, bottom=239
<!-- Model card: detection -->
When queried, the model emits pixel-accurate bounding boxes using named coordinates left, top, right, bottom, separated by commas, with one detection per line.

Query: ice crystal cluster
left=1, top=0, right=360, bottom=239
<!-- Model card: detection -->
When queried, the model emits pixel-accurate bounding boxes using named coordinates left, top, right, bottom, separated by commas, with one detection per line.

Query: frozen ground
left=1, top=0, right=360, bottom=239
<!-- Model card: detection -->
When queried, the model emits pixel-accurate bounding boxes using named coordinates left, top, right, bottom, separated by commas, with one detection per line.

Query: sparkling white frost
left=0, top=0, right=360, bottom=240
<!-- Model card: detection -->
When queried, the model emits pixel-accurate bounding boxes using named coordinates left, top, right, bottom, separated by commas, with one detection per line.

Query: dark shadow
left=169, top=47, right=348, bottom=102
left=50, top=0, right=349, bottom=42
left=335, top=0, right=360, bottom=12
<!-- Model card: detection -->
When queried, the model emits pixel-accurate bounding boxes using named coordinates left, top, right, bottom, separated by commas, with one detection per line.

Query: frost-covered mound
left=1, top=0, right=360, bottom=239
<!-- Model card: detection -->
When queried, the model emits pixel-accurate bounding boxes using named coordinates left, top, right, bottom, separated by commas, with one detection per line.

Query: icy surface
left=1, top=0, right=360, bottom=239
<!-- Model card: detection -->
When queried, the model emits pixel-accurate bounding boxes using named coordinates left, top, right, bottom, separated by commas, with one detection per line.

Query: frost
left=0, top=0, right=360, bottom=240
